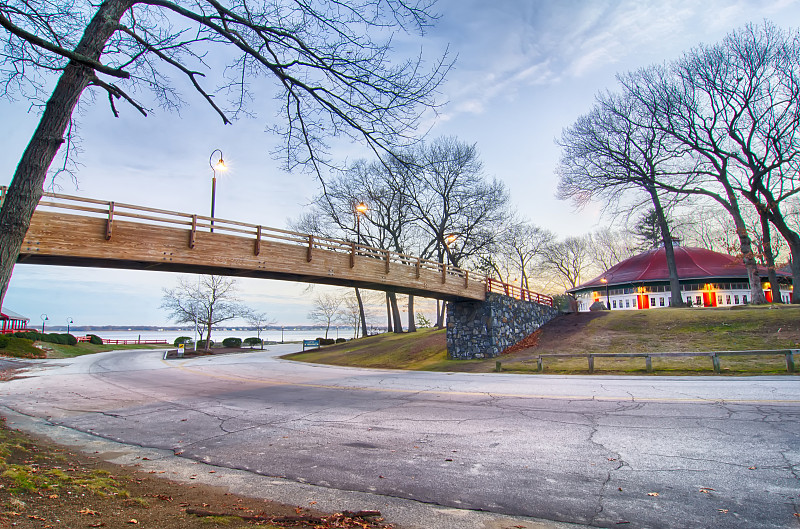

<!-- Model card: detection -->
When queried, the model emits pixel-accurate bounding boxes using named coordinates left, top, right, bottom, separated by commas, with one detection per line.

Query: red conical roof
left=572, top=246, right=780, bottom=291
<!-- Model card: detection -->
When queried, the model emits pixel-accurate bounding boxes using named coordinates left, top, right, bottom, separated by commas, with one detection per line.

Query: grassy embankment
left=283, top=305, right=800, bottom=375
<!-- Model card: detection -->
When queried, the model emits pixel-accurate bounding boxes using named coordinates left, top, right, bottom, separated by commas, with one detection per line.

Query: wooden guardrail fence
left=533, top=350, right=797, bottom=374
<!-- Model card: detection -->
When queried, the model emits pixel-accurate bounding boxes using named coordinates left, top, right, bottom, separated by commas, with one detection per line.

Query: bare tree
left=0, top=0, right=451, bottom=312
left=244, top=310, right=276, bottom=349
left=478, top=216, right=554, bottom=290
left=541, top=236, right=593, bottom=291
left=588, top=227, right=639, bottom=271
left=556, top=90, right=688, bottom=306
left=308, top=292, right=342, bottom=339
left=161, top=275, right=246, bottom=351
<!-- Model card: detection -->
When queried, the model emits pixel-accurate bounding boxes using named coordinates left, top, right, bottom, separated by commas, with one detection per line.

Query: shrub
left=196, top=340, right=214, bottom=349
left=0, top=335, right=9, bottom=348
left=64, top=333, right=78, bottom=346
left=0, top=336, right=45, bottom=359
left=316, top=337, right=335, bottom=346
left=174, top=336, right=193, bottom=346
left=243, top=337, right=262, bottom=347
left=46, top=333, right=67, bottom=345
left=14, top=331, right=41, bottom=341
left=335, top=338, right=346, bottom=343
left=222, top=337, right=242, bottom=348
left=88, top=334, right=103, bottom=345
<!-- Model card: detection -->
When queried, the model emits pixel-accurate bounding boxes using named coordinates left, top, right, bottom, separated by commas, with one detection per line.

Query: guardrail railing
left=533, top=349, right=797, bottom=373
left=3, top=186, right=553, bottom=305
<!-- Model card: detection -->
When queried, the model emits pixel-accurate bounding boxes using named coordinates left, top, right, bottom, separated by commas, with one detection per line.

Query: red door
left=703, top=291, right=716, bottom=307
left=637, top=294, right=650, bottom=309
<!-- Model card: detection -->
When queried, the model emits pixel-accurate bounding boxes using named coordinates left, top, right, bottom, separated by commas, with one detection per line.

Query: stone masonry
left=446, top=292, right=559, bottom=359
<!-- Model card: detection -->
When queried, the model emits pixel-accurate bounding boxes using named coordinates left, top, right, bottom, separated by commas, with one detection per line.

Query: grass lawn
left=42, top=342, right=167, bottom=359
left=283, top=305, right=800, bottom=375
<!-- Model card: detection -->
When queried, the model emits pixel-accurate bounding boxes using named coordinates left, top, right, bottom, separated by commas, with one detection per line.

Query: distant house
left=1, top=308, right=30, bottom=333
left=568, top=245, right=794, bottom=312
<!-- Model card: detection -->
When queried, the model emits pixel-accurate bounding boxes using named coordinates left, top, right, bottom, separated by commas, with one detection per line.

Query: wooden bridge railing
left=486, top=278, right=553, bottom=307
left=3, top=187, right=553, bottom=306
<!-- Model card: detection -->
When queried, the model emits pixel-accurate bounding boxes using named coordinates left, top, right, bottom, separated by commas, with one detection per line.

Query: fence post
left=307, top=235, right=313, bottom=262
left=645, top=355, right=652, bottom=373
left=786, top=350, right=796, bottom=373
left=537, top=357, right=543, bottom=372
left=105, top=202, right=115, bottom=240
left=588, top=355, right=594, bottom=374
left=254, top=225, right=262, bottom=256
left=189, top=215, right=197, bottom=249
left=712, top=354, right=721, bottom=374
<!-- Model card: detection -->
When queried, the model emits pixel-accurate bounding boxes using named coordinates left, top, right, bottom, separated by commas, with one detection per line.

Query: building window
left=734, top=295, right=739, bottom=304
left=717, top=295, right=723, bottom=305
left=696, top=295, right=701, bottom=306
left=660, top=297, right=665, bottom=306
left=612, top=300, right=617, bottom=308
left=743, top=295, right=748, bottom=304
left=726, top=295, right=731, bottom=305
left=651, top=297, right=656, bottom=306
left=625, top=299, right=630, bottom=308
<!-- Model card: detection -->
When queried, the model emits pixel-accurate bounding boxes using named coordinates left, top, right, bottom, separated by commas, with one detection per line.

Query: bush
left=46, top=333, right=67, bottom=345
left=0, top=336, right=45, bottom=359
left=336, top=338, right=346, bottom=343
left=14, top=331, right=41, bottom=341
left=316, top=337, right=335, bottom=346
left=196, top=340, right=214, bottom=349
left=88, top=334, right=103, bottom=345
left=222, top=337, right=242, bottom=348
left=0, top=335, right=9, bottom=348
left=174, top=336, right=193, bottom=346
left=64, top=333, right=78, bottom=346
left=243, top=337, right=262, bottom=347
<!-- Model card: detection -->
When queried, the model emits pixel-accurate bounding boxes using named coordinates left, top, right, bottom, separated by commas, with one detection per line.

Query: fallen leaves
left=699, top=487, right=715, bottom=494
left=78, top=508, right=100, bottom=516
left=647, top=492, right=659, bottom=497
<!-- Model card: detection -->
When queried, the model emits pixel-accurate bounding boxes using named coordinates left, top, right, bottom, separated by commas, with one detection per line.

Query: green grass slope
left=282, top=305, right=800, bottom=375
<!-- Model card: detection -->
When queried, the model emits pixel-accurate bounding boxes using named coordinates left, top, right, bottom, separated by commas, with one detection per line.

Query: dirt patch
left=163, top=347, right=272, bottom=359
left=0, top=418, right=394, bottom=529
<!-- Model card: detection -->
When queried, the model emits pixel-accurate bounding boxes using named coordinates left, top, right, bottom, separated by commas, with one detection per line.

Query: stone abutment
left=446, top=292, right=559, bottom=359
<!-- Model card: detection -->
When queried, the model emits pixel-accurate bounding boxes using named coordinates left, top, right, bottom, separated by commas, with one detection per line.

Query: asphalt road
left=1, top=346, right=798, bottom=529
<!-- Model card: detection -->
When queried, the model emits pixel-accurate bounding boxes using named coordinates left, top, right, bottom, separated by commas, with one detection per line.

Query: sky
left=2, top=0, right=800, bottom=327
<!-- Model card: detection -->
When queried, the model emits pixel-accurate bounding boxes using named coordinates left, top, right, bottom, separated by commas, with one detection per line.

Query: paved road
left=1, top=347, right=798, bottom=528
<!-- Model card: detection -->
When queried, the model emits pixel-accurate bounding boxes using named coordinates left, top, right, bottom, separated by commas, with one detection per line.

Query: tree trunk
left=759, top=209, right=781, bottom=303
left=354, top=288, right=368, bottom=338
left=407, top=295, right=417, bottom=332
left=435, top=300, right=445, bottom=328
left=721, top=188, right=767, bottom=304
left=388, top=292, right=403, bottom=333
left=204, top=318, right=213, bottom=351
left=648, top=186, right=684, bottom=307
left=0, top=1, right=133, bottom=311
left=385, top=293, right=393, bottom=333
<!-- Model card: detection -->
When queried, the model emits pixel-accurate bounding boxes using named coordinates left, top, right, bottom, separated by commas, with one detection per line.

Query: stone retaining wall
left=446, top=292, right=559, bottom=359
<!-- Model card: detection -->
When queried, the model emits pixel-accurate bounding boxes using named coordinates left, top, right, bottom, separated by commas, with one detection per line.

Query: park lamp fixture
left=209, top=149, right=227, bottom=232
left=600, top=277, right=610, bottom=310
left=40, top=313, right=48, bottom=333
left=445, top=233, right=458, bottom=246
left=355, top=202, right=368, bottom=244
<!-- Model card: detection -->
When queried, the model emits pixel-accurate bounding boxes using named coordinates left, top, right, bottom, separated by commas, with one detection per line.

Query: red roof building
left=568, top=246, right=793, bottom=312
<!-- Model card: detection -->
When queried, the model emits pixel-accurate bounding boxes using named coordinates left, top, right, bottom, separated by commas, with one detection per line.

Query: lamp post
left=355, top=201, right=368, bottom=245
left=444, top=233, right=458, bottom=265
left=40, top=314, right=48, bottom=333
left=281, top=326, right=284, bottom=344
left=66, top=317, right=73, bottom=335
left=600, top=277, right=610, bottom=310
left=209, top=149, right=227, bottom=232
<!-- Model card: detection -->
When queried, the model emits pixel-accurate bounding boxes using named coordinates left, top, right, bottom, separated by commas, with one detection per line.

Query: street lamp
left=600, top=277, right=610, bottom=310
left=40, top=314, right=48, bottom=333
left=444, top=233, right=459, bottom=265
left=355, top=201, right=368, bottom=245
left=66, top=317, right=73, bottom=335
left=209, top=149, right=227, bottom=232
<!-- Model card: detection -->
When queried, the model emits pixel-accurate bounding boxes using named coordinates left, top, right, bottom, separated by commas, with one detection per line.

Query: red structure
left=569, top=246, right=794, bottom=312
left=1, top=308, right=30, bottom=334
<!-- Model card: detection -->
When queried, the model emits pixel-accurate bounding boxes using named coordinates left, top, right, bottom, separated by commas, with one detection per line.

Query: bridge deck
left=16, top=192, right=489, bottom=301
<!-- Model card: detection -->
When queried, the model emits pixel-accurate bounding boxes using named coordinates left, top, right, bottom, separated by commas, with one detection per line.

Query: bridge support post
left=446, top=292, right=558, bottom=360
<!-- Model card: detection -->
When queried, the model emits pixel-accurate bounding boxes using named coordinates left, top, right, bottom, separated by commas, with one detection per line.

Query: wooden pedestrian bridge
left=6, top=188, right=552, bottom=306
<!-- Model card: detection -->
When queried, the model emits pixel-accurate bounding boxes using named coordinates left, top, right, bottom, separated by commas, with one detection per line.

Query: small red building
left=1, top=308, right=30, bottom=334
